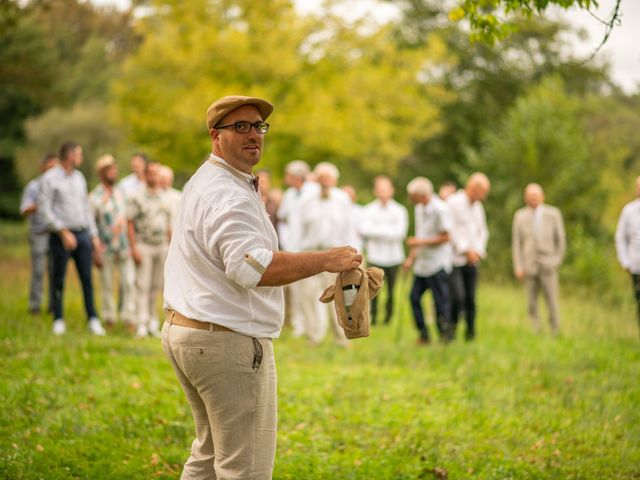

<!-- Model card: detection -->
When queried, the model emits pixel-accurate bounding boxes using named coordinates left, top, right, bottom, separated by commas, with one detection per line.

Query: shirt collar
left=208, top=154, right=259, bottom=192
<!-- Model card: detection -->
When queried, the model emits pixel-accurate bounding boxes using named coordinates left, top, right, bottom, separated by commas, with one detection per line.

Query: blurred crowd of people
left=272, top=161, right=495, bottom=345
left=20, top=143, right=181, bottom=337
left=20, top=146, right=640, bottom=341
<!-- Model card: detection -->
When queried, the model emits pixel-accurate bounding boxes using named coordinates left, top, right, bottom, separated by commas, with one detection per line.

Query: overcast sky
left=91, top=0, right=639, bottom=93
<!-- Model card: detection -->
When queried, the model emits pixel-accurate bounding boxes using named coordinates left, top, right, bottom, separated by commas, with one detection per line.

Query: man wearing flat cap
left=162, top=95, right=362, bottom=479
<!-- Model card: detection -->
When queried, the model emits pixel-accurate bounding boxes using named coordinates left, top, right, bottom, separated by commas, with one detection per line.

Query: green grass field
left=1, top=222, right=639, bottom=479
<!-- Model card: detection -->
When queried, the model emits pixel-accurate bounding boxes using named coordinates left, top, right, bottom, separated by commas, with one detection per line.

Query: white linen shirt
left=20, top=177, right=48, bottom=234
left=277, top=182, right=319, bottom=252
left=163, top=155, right=284, bottom=339
left=117, top=173, right=145, bottom=198
left=446, top=190, right=489, bottom=267
left=297, top=187, right=353, bottom=250
left=360, top=199, right=408, bottom=266
left=38, top=165, right=98, bottom=236
left=616, top=198, right=640, bottom=274
left=412, top=197, right=453, bottom=277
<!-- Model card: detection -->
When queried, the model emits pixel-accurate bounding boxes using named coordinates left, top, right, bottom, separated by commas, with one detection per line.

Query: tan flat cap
left=95, top=154, right=116, bottom=173
left=206, top=95, right=273, bottom=130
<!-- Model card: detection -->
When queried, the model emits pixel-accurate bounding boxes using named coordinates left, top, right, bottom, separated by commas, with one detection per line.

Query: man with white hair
left=615, top=176, right=640, bottom=335
left=158, top=164, right=182, bottom=222
left=512, top=183, right=566, bottom=334
left=277, top=160, right=317, bottom=250
left=404, top=177, right=452, bottom=343
left=296, top=162, right=354, bottom=345
left=360, top=176, right=408, bottom=325
left=277, top=160, right=318, bottom=337
left=447, top=172, right=490, bottom=341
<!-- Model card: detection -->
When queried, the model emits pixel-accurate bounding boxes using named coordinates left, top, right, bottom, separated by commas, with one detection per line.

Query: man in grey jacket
left=512, top=183, right=566, bottom=334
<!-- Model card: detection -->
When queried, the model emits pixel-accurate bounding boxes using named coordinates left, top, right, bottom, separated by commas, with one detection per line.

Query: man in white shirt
left=295, top=162, right=354, bottom=346
left=615, top=176, right=640, bottom=334
left=117, top=153, right=147, bottom=197
left=20, top=153, right=59, bottom=314
left=438, top=181, right=457, bottom=201
left=38, top=142, right=106, bottom=336
left=404, top=177, right=452, bottom=343
left=360, top=176, right=408, bottom=325
left=447, top=172, right=490, bottom=341
left=158, top=164, right=183, bottom=223
left=342, top=184, right=364, bottom=253
left=128, top=161, right=173, bottom=338
left=277, top=160, right=315, bottom=337
left=512, top=183, right=566, bottom=334
left=163, top=95, right=362, bottom=480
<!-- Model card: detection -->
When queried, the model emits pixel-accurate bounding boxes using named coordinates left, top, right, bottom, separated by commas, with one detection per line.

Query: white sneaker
left=136, top=325, right=149, bottom=338
left=52, top=319, right=66, bottom=336
left=88, top=317, right=106, bottom=336
left=148, top=318, right=161, bottom=338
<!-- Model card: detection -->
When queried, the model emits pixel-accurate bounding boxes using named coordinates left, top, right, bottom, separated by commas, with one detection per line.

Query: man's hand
left=322, top=246, right=362, bottom=273
left=515, top=269, right=525, bottom=281
left=466, top=250, right=481, bottom=265
left=131, top=246, right=142, bottom=265
left=92, top=238, right=104, bottom=269
left=403, top=256, right=415, bottom=271
left=60, top=229, right=77, bottom=251
left=407, top=236, right=423, bottom=248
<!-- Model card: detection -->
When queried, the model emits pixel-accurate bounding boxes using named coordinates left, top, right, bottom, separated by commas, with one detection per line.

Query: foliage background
left=2, top=0, right=638, bottom=299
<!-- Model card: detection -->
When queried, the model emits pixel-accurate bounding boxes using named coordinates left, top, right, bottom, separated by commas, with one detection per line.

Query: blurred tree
left=391, top=4, right=610, bottom=193
left=478, top=77, right=611, bottom=289
left=15, top=103, right=125, bottom=188
left=1, top=0, right=138, bottom=216
left=446, top=0, right=619, bottom=45
left=0, top=1, right=55, bottom=217
left=113, top=0, right=447, bottom=184
left=26, top=0, right=139, bottom=104
left=581, top=93, right=640, bottom=229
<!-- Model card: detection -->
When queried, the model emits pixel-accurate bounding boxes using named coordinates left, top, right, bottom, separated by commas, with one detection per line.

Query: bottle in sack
left=342, top=284, right=359, bottom=325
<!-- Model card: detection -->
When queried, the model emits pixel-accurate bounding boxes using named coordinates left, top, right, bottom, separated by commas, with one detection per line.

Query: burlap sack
left=319, top=267, right=384, bottom=339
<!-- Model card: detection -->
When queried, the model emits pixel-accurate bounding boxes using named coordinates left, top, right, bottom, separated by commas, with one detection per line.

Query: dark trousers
left=50, top=229, right=97, bottom=322
left=631, top=274, right=640, bottom=331
left=409, top=269, right=451, bottom=341
left=370, top=264, right=399, bottom=325
left=450, top=264, right=478, bottom=340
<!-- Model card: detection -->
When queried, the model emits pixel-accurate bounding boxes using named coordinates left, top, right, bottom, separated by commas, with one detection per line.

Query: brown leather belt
left=166, top=309, right=233, bottom=332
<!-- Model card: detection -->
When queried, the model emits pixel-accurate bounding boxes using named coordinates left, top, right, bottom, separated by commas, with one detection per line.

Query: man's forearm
left=258, top=251, right=329, bottom=287
left=127, top=221, right=137, bottom=250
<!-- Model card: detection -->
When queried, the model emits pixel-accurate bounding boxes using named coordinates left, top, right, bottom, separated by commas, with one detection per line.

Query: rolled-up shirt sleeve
left=204, top=199, right=275, bottom=289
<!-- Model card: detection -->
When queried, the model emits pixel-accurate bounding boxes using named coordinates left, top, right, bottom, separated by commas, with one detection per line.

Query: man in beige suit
left=512, top=183, right=566, bottom=334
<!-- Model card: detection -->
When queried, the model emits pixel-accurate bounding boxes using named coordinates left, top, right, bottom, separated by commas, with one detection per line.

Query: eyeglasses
left=214, top=121, right=270, bottom=134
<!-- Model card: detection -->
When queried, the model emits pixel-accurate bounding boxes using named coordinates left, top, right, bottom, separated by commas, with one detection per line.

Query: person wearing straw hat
left=162, top=95, right=362, bottom=480
left=89, top=154, right=136, bottom=329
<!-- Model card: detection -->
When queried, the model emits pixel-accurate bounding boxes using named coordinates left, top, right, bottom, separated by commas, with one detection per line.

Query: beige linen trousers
left=162, top=321, right=277, bottom=480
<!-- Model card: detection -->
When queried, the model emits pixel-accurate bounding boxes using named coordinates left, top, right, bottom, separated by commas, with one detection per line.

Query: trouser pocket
left=252, top=338, right=263, bottom=372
